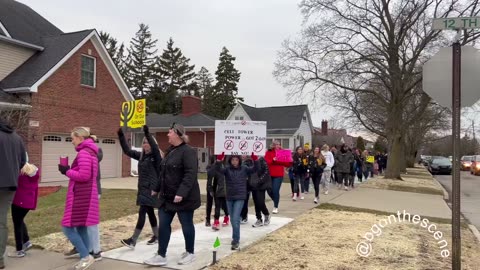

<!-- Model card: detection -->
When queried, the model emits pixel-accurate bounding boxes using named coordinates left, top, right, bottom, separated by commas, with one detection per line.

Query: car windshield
left=432, top=158, right=451, bottom=166
left=462, top=156, right=472, bottom=161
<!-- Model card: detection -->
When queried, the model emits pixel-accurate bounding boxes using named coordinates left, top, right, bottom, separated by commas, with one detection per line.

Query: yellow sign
left=366, top=155, right=375, bottom=163
left=120, top=99, right=146, bottom=129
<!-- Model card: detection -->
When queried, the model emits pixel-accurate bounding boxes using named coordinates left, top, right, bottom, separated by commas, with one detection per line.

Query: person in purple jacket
left=58, top=127, right=99, bottom=270
left=7, top=163, right=39, bottom=258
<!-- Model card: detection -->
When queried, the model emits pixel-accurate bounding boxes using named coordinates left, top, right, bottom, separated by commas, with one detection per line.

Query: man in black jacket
left=0, top=118, right=26, bottom=269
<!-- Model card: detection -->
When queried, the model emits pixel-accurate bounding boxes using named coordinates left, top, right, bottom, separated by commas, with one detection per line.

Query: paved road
left=435, top=171, right=480, bottom=230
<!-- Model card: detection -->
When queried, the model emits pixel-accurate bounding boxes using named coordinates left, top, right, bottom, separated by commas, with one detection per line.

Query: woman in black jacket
left=145, top=123, right=201, bottom=267
left=246, top=156, right=271, bottom=228
left=292, top=146, right=307, bottom=201
left=207, top=156, right=229, bottom=230
left=118, top=125, right=160, bottom=249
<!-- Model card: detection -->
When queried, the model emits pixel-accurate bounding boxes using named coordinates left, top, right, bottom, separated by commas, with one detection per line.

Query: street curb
left=468, top=224, right=480, bottom=243
left=429, top=172, right=449, bottom=201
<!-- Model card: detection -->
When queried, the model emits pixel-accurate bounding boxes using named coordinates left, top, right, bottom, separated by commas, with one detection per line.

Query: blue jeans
left=87, top=225, right=100, bottom=253
left=157, top=208, right=195, bottom=257
left=63, top=226, right=90, bottom=258
left=226, top=200, right=244, bottom=243
left=270, top=177, right=283, bottom=208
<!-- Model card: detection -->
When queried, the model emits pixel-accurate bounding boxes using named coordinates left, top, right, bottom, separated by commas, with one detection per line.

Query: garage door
left=41, top=135, right=120, bottom=182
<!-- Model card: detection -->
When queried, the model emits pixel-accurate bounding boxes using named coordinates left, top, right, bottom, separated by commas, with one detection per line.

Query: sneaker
left=144, top=254, right=167, bottom=266
left=241, top=218, right=248, bottom=224
left=252, top=219, right=263, bottom=227
left=7, top=250, right=26, bottom=258
left=222, top=216, right=230, bottom=226
left=314, top=197, right=318, bottom=204
left=22, top=241, right=33, bottom=251
left=272, top=208, right=279, bottom=214
left=64, top=247, right=79, bottom=257
left=121, top=238, right=136, bottom=249
left=300, top=196, right=305, bottom=200
left=231, top=242, right=240, bottom=250
left=344, top=186, right=349, bottom=191
left=90, top=251, right=102, bottom=261
left=264, top=215, right=271, bottom=226
left=177, top=252, right=195, bottom=265
left=212, top=219, right=220, bottom=231
left=292, top=194, right=297, bottom=201
left=147, top=236, right=157, bottom=245
left=73, top=255, right=94, bottom=270
left=324, top=190, right=329, bottom=195
left=205, top=219, right=211, bottom=227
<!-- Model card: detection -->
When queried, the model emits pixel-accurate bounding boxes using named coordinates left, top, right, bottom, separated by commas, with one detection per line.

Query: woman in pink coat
left=58, top=127, right=99, bottom=270
left=7, top=163, right=39, bottom=258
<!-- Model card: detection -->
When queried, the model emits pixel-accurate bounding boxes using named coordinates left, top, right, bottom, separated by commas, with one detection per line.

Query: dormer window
left=81, top=55, right=96, bottom=87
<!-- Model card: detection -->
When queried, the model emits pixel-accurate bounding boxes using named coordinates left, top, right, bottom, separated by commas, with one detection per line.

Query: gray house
left=227, top=103, right=314, bottom=150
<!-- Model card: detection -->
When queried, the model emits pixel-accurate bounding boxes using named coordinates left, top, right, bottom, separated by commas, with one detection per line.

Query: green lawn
left=7, top=188, right=138, bottom=245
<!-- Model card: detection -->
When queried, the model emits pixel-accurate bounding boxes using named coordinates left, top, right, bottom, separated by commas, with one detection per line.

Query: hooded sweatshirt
left=0, top=119, right=26, bottom=189
left=321, top=150, right=335, bottom=170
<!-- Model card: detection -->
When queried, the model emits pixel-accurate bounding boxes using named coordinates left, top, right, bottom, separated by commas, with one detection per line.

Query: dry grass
left=360, top=168, right=444, bottom=196
left=209, top=208, right=480, bottom=270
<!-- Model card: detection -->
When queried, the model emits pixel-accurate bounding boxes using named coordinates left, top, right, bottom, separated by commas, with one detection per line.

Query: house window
left=302, top=116, right=307, bottom=122
left=266, top=139, right=273, bottom=148
left=282, top=139, right=290, bottom=149
left=81, top=55, right=96, bottom=87
left=235, top=116, right=244, bottom=120
left=43, top=135, right=61, bottom=142
left=102, top=139, right=116, bottom=144
left=65, top=137, right=72, bottom=142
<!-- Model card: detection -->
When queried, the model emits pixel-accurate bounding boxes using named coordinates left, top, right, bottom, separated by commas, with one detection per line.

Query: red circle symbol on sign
left=253, top=141, right=264, bottom=153
left=239, top=140, right=248, bottom=150
left=224, top=140, right=234, bottom=150
left=136, top=100, right=144, bottom=113
left=241, top=120, right=246, bottom=125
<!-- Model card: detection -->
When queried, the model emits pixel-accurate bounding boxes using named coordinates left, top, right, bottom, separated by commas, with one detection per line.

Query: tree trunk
left=385, top=130, right=403, bottom=180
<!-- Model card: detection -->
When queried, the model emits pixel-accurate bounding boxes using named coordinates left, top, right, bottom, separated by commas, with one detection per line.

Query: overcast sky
left=17, top=0, right=341, bottom=129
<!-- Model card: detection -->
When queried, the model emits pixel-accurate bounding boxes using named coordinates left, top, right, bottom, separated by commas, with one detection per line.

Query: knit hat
left=170, top=122, right=186, bottom=137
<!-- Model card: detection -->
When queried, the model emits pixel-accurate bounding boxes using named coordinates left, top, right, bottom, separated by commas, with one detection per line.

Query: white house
left=227, top=103, right=314, bottom=150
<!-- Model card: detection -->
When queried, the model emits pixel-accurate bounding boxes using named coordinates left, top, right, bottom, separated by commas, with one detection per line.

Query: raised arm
left=117, top=128, right=141, bottom=160
left=143, top=125, right=162, bottom=168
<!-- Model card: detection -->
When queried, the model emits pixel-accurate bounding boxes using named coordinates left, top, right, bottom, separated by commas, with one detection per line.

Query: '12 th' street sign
left=433, top=17, right=480, bottom=30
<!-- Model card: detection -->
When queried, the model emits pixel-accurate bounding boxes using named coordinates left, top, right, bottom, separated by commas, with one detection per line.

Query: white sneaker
left=324, top=190, right=329, bottom=195
left=314, top=197, right=318, bottom=204
left=300, top=196, right=305, bottom=200
left=144, top=254, right=167, bottom=266
left=344, top=186, right=349, bottom=191
left=272, top=208, right=278, bottom=214
left=74, top=255, right=94, bottom=270
left=178, top=252, right=195, bottom=265
left=292, top=195, right=297, bottom=201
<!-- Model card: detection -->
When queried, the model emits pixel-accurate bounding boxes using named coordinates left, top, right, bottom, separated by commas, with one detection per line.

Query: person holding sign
left=264, top=141, right=292, bottom=214
left=118, top=126, right=160, bottom=249
left=215, top=152, right=259, bottom=250
left=145, top=123, right=201, bottom=267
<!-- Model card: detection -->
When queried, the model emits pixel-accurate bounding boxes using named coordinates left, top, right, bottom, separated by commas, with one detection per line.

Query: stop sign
left=423, top=46, right=480, bottom=108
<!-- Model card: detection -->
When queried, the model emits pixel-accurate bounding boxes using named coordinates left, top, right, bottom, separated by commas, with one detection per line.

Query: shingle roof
left=0, top=88, right=25, bottom=104
left=0, top=30, right=93, bottom=90
left=239, top=103, right=308, bottom=130
left=147, top=113, right=219, bottom=128
left=0, top=0, right=63, bottom=46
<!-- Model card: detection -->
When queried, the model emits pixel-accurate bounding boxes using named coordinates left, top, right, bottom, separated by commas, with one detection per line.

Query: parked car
left=421, top=155, right=433, bottom=166
left=428, top=157, right=452, bottom=175
left=461, top=155, right=474, bottom=171
left=470, top=155, right=480, bottom=175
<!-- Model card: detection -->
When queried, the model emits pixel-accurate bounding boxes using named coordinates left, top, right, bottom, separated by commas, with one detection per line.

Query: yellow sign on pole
left=120, top=99, right=146, bottom=129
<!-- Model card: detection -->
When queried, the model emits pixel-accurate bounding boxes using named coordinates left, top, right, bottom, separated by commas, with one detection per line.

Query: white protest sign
left=214, top=120, right=267, bottom=156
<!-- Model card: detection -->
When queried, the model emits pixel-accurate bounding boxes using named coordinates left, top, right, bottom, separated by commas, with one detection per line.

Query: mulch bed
left=38, top=186, right=62, bottom=197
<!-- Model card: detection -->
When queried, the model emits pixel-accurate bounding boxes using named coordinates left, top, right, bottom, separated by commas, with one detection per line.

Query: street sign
left=422, top=46, right=480, bottom=108
left=433, top=17, right=480, bottom=30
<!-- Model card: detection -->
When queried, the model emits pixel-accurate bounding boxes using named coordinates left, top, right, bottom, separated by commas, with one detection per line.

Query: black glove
left=117, top=128, right=124, bottom=138
left=143, top=125, right=149, bottom=134
left=58, top=165, right=70, bottom=175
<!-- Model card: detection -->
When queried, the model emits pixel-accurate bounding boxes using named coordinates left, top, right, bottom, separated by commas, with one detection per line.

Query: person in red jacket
left=8, top=162, right=40, bottom=258
left=264, top=140, right=292, bottom=214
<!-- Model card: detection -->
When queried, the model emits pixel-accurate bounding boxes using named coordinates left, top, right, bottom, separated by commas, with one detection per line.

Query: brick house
left=313, top=120, right=373, bottom=149
left=0, top=0, right=133, bottom=182
left=139, top=95, right=218, bottom=172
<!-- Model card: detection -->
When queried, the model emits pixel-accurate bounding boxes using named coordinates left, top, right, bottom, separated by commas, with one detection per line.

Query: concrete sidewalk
left=8, top=177, right=452, bottom=270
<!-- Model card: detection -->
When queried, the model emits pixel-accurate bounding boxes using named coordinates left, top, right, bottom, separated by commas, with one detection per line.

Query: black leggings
left=312, top=172, right=322, bottom=197
left=206, top=192, right=214, bottom=221
left=252, top=189, right=269, bottom=220
left=214, top=197, right=229, bottom=220
left=11, top=204, right=30, bottom=251
left=136, top=205, right=157, bottom=230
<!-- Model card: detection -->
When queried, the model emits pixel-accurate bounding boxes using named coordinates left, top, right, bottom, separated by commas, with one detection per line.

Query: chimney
left=321, top=120, right=328, bottom=136
left=181, top=95, right=202, bottom=116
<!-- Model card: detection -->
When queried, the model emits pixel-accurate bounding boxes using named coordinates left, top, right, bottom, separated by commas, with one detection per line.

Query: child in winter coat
left=215, top=152, right=258, bottom=250
left=207, top=156, right=229, bottom=230
left=8, top=163, right=39, bottom=258
left=292, top=147, right=308, bottom=201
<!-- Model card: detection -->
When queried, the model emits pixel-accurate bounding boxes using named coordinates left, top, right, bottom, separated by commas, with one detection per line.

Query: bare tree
left=274, top=0, right=480, bottom=179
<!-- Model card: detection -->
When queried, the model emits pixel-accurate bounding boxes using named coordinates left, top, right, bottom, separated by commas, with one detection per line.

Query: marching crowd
left=0, top=116, right=387, bottom=270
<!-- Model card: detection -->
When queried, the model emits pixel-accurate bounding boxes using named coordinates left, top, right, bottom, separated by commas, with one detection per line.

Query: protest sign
left=214, top=120, right=267, bottom=155
left=275, top=149, right=292, bottom=163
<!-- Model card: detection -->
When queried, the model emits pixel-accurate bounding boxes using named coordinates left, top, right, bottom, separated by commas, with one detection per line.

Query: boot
left=212, top=219, right=220, bottom=231
left=222, top=216, right=230, bottom=226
